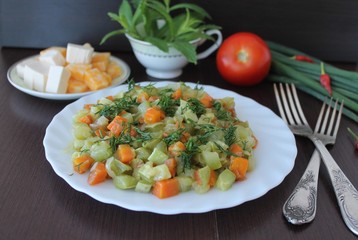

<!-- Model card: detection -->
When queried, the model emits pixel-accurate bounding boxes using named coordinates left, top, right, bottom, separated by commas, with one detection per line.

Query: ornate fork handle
left=311, top=137, right=358, bottom=236
left=283, top=150, right=320, bottom=224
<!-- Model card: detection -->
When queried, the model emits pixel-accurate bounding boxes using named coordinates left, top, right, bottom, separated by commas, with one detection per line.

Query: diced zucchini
left=192, top=182, right=210, bottom=194
left=135, top=180, right=152, bottom=193
left=201, top=151, right=222, bottom=170
left=89, top=141, right=112, bottom=162
left=138, top=162, right=156, bottom=183
left=216, top=169, right=236, bottom=191
left=148, top=148, right=168, bottom=165
left=105, top=157, right=132, bottom=178
left=73, top=122, right=92, bottom=140
left=142, top=138, right=161, bottom=150
left=135, top=147, right=151, bottom=160
left=177, top=176, right=193, bottom=192
left=153, top=164, right=171, bottom=181
left=183, top=109, right=198, bottom=122
left=113, top=175, right=138, bottom=189
left=196, top=165, right=211, bottom=186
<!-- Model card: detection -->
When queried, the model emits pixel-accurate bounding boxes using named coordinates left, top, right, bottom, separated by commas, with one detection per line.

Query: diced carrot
left=106, top=95, right=114, bottom=101
left=180, top=132, right=190, bottom=143
left=165, top=158, right=177, bottom=177
left=172, top=88, right=182, bottom=100
left=84, top=104, right=93, bottom=110
left=137, top=91, right=149, bottom=103
left=229, top=143, right=243, bottom=157
left=152, top=178, right=180, bottom=199
left=143, top=107, right=165, bottom=124
left=168, top=141, right=186, bottom=157
left=116, top=144, right=135, bottom=164
left=200, top=93, right=214, bottom=108
left=95, top=128, right=107, bottom=138
left=73, top=155, right=95, bottom=174
left=229, top=157, right=249, bottom=181
left=88, top=162, right=108, bottom=185
left=148, top=96, right=159, bottom=102
left=79, top=115, right=93, bottom=124
left=107, top=116, right=127, bottom=137
left=209, top=170, right=217, bottom=187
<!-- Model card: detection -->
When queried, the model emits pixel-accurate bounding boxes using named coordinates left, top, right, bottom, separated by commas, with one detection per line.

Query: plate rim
left=43, top=81, right=297, bottom=214
left=7, top=54, right=131, bottom=100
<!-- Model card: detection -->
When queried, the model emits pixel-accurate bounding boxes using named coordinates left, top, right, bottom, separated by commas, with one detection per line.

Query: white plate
left=7, top=55, right=131, bottom=100
left=43, top=81, right=297, bottom=214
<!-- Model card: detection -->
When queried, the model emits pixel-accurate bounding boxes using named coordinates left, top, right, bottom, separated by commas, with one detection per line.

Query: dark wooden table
left=0, top=48, right=357, bottom=240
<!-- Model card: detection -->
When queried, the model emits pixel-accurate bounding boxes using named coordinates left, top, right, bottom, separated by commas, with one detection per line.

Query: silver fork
left=281, top=97, right=341, bottom=225
left=274, top=83, right=358, bottom=236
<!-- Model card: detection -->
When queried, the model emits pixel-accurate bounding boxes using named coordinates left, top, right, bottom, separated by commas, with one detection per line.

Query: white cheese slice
left=46, top=66, right=70, bottom=94
left=66, top=43, right=94, bottom=64
left=39, top=49, right=66, bottom=66
left=16, top=58, right=38, bottom=79
left=23, top=61, right=50, bottom=91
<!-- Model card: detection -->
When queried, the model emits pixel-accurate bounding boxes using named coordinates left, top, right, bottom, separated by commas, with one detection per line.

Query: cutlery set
left=274, top=83, right=358, bottom=236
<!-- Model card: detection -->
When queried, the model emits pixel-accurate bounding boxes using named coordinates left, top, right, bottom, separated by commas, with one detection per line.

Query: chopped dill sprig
left=213, top=101, right=233, bottom=121
left=224, top=125, right=237, bottom=146
left=186, top=98, right=206, bottom=117
left=133, top=127, right=152, bottom=142
left=196, top=124, right=221, bottom=144
left=163, top=128, right=185, bottom=146
left=96, top=96, right=137, bottom=120
left=181, top=138, right=200, bottom=169
left=157, top=94, right=179, bottom=117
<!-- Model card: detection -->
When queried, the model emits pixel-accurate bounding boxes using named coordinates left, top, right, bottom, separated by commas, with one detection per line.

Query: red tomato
left=216, top=32, right=271, bottom=86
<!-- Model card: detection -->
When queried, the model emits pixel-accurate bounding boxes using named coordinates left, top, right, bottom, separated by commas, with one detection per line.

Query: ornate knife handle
left=311, top=137, right=358, bottom=236
left=283, top=150, right=320, bottom=224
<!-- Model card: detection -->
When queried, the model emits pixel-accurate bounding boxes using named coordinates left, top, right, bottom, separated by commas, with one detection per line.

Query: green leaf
left=171, top=41, right=197, bottom=64
left=100, top=29, right=126, bottom=45
left=170, top=3, right=211, bottom=19
left=144, top=36, right=169, bottom=52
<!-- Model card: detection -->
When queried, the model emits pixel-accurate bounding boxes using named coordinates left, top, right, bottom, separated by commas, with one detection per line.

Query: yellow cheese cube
left=84, top=68, right=111, bottom=91
left=67, top=78, right=89, bottom=93
left=107, top=61, right=122, bottom=79
left=66, top=64, right=92, bottom=81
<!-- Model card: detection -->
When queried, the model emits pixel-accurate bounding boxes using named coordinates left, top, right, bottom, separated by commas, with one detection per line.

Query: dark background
left=1, top=0, right=358, bottom=62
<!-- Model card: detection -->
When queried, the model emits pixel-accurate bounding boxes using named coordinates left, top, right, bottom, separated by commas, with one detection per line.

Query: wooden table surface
left=0, top=48, right=357, bottom=240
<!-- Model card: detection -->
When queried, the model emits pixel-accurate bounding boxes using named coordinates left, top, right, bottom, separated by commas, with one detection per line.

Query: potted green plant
left=100, top=0, right=222, bottom=79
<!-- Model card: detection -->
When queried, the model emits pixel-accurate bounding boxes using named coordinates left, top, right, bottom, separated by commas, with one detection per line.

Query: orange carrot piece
left=116, top=144, right=135, bottom=164
left=208, top=170, right=217, bottom=187
left=79, top=115, right=93, bottom=124
left=106, top=95, right=114, bottom=101
left=152, top=178, right=180, bottom=199
left=84, top=104, right=93, bottom=110
left=88, top=162, right=108, bottom=185
left=168, top=141, right=186, bottom=157
left=229, top=157, right=249, bottom=181
left=95, top=128, right=107, bottom=138
left=107, top=116, right=127, bottom=137
left=144, top=107, right=165, bottom=124
left=165, top=158, right=177, bottom=177
left=73, top=155, right=95, bottom=174
left=229, top=143, right=243, bottom=157
left=200, top=93, right=214, bottom=108
left=137, top=91, right=149, bottom=103
left=172, top=88, right=182, bottom=100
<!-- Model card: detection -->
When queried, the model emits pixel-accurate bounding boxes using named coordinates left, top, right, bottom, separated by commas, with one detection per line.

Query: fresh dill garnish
left=224, top=125, right=237, bottom=146
left=213, top=142, right=239, bottom=157
left=163, top=128, right=185, bottom=145
left=213, top=101, right=233, bottom=121
left=186, top=98, right=206, bottom=117
left=108, top=123, right=132, bottom=152
left=181, top=137, right=200, bottom=169
left=96, top=96, right=137, bottom=120
left=157, top=94, right=179, bottom=117
left=127, top=79, right=136, bottom=91
left=133, top=127, right=152, bottom=142
left=196, top=124, right=221, bottom=144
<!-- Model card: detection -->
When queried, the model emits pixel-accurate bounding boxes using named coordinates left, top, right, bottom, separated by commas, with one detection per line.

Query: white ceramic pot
left=125, top=29, right=222, bottom=79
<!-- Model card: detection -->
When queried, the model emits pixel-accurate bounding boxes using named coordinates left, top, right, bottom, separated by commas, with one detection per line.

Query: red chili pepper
left=320, top=62, right=332, bottom=95
left=347, top=128, right=358, bottom=150
left=293, top=55, right=314, bottom=63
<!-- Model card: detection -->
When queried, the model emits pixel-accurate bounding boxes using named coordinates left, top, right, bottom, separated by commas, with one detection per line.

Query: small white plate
left=43, top=82, right=297, bottom=214
left=7, top=55, right=131, bottom=100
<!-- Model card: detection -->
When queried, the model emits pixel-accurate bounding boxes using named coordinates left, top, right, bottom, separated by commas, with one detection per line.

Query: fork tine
left=274, top=84, right=289, bottom=124
left=289, top=83, right=309, bottom=125
left=332, top=100, right=344, bottom=138
left=325, top=98, right=337, bottom=135
left=314, top=98, right=328, bottom=133
left=316, top=98, right=332, bottom=134
left=285, top=84, right=304, bottom=125
left=278, top=83, right=296, bottom=125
